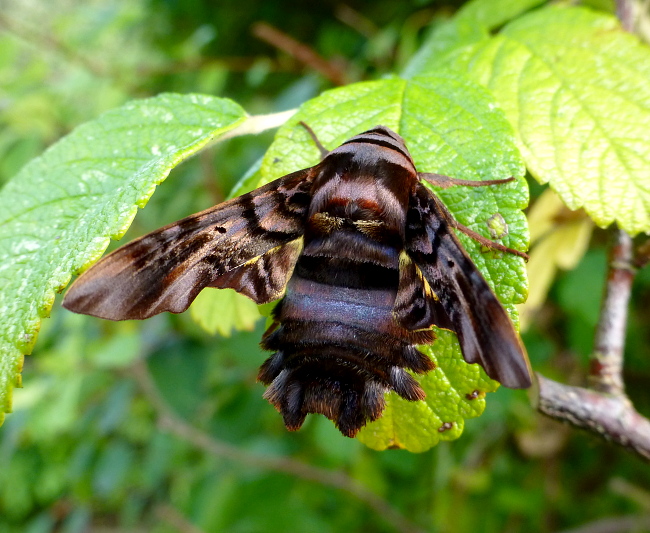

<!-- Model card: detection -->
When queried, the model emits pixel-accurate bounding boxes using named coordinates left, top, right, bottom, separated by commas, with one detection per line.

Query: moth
left=63, top=123, right=532, bottom=437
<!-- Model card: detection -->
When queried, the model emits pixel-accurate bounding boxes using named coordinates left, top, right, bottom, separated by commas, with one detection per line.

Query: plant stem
left=536, top=228, right=650, bottom=462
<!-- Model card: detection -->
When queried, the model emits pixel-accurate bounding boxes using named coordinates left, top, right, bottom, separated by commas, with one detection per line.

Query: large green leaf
left=402, top=0, right=547, bottom=78
left=259, top=74, right=529, bottom=451
left=0, top=93, right=247, bottom=424
left=438, top=6, right=650, bottom=235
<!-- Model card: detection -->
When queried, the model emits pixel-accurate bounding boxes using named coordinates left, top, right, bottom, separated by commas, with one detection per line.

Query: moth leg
left=454, top=223, right=529, bottom=260
left=419, top=173, right=515, bottom=189
left=432, top=190, right=529, bottom=261
left=299, top=121, right=329, bottom=159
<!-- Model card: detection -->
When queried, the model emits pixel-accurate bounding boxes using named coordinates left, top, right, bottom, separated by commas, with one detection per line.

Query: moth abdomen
left=261, top=319, right=431, bottom=373
left=258, top=260, right=434, bottom=436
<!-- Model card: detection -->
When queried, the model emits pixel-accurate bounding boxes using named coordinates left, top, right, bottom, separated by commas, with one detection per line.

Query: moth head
left=354, top=125, right=411, bottom=154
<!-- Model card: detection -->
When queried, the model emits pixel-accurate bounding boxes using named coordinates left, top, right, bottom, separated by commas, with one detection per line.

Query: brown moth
left=63, top=124, right=532, bottom=437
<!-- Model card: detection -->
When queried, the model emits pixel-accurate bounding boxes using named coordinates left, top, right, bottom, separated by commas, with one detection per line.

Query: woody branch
left=535, top=229, right=650, bottom=461
left=535, top=2, right=650, bottom=460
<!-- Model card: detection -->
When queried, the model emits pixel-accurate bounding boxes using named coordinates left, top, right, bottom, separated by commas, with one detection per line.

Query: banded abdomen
left=258, top=215, right=434, bottom=437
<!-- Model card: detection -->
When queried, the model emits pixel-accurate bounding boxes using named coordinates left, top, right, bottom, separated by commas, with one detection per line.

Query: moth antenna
left=419, top=173, right=516, bottom=189
left=299, top=121, right=329, bottom=159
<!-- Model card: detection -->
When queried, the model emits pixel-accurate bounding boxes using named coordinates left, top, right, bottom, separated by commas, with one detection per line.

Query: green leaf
left=440, top=6, right=650, bottom=235
left=0, top=93, right=247, bottom=424
left=190, top=288, right=262, bottom=337
left=260, top=74, right=528, bottom=451
left=403, top=0, right=547, bottom=78
left=358, top=331, right=500, bottom=452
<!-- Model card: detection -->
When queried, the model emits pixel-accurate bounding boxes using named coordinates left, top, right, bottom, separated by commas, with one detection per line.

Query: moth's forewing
left=62, top=169, right=313, bottom=320
left=208, top=238, right=303, bottom=302
left=401, top=183, right=532, bottom=389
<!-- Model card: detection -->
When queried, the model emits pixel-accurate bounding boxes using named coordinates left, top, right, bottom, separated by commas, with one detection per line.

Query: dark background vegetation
left=1, top=0, right=649, bottom=532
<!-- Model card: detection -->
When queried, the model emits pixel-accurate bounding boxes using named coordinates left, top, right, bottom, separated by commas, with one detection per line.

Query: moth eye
left=216, top=227, right=226, bottom=234
left=447, top=259, right=455, bottom=268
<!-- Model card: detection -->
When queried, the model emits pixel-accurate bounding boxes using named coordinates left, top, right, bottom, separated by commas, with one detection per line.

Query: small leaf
left=190, top=288, right=262, bottom=337
left=0, top=93, right=247, bottom=424
left=358, top=331, right=500, bottom=452
left=261, top=74, right=528, bottom=451
left=440, top=6, right=650, bottom=235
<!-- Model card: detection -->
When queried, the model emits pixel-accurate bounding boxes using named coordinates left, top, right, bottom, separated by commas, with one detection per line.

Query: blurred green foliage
left=1, top=0, right=650, bottom=532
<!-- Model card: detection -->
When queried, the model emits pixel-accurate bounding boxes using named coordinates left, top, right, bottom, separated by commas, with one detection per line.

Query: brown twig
left=536, top=375, right=650, bottom=461
left=590, top=230, right=633, bottom=395
left=335, top=4, right=379, bottom=38
left=252, top=22, right=348, bottom=85
left=616, top=0, right=635, bottom=32
left=535, top=228, right=650, bottom=462
left=131, top=358, right=425, bottom=533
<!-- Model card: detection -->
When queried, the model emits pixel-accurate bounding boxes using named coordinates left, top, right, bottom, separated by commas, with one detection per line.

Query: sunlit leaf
left=440, top=7, right=650, bottom=235
left=0, top=94, right=247, bottom=424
